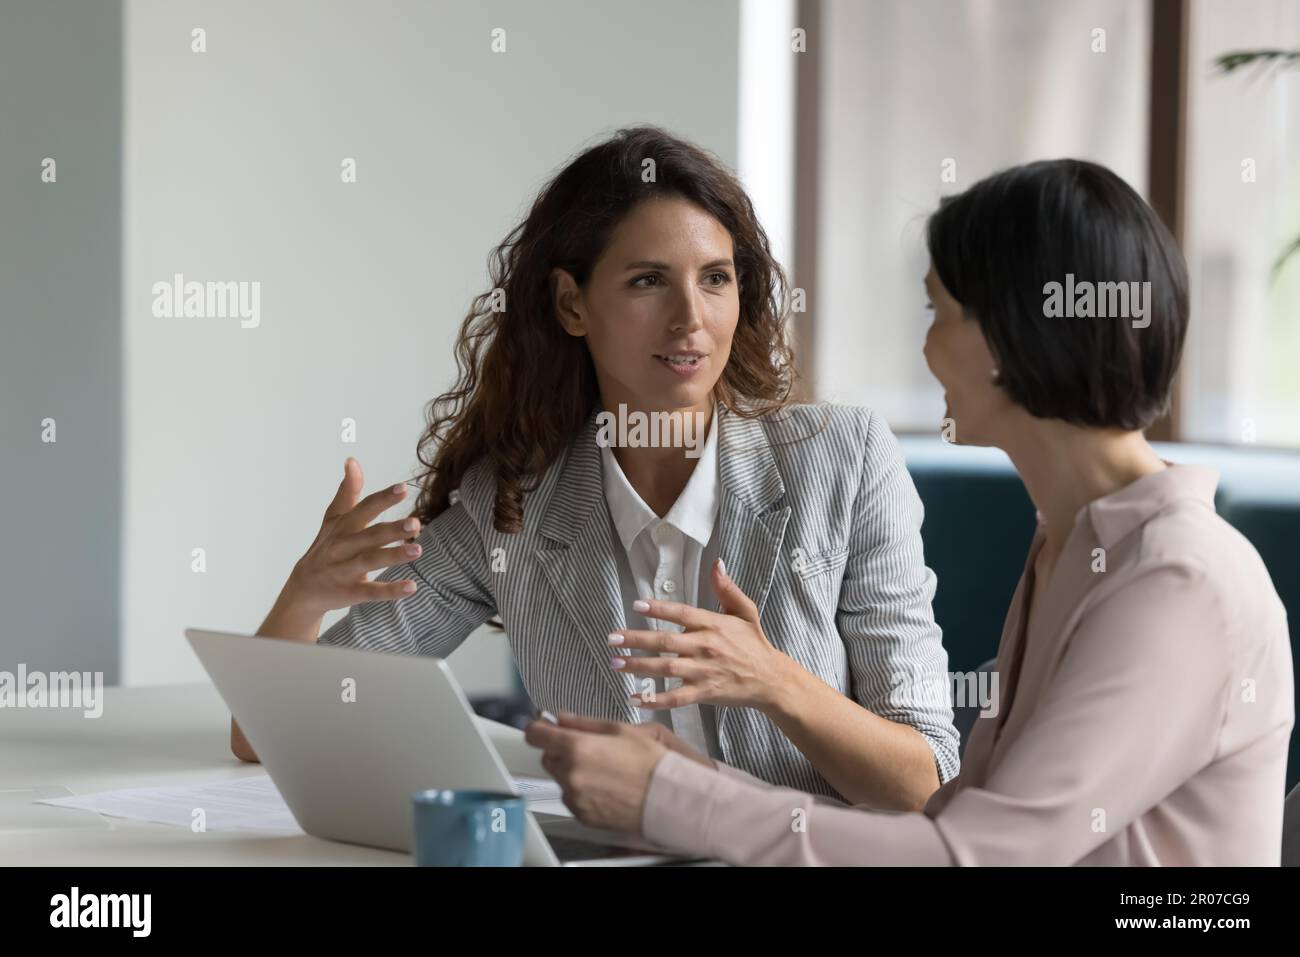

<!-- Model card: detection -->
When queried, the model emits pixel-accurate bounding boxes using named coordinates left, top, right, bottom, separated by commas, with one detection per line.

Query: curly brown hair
left=412, top=125, right=799, bottom=533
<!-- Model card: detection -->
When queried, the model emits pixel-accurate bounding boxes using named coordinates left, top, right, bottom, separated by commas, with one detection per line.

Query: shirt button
left=651, top=524, right=670, bottom=546
left=661, top=579, right=676, bottom=594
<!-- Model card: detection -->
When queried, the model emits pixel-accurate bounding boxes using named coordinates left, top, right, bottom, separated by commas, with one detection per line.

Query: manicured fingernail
left=539, top=710, right=558, bottom=725
left=400, top=581, right=417, bottom=594
left=608, top=657, right=625, bottom=670
left=403, top=517, right=418, bottom=531
left=390, top=483, right=404, bottom=494
left=607, top=632, right=624, bottom=646
left=405, top=544, right=421, bottom=557
left=632, top=599, right=651, bottom=613
left=717, top=558, right=728, bottom=578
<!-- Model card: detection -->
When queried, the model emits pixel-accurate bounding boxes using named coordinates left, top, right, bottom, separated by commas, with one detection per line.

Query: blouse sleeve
left=642, top=561, right=1232, bottom=866
left=643, top=750, right=953, bottom=865
left=713, top=760, right=850, bottom=807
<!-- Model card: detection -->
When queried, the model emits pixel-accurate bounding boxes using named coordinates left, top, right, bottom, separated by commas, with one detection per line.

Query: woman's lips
left=654, top=353, right=707, bottom=378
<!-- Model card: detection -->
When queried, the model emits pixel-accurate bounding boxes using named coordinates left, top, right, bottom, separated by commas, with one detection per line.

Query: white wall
left=122, top=0, right=740, bottom=690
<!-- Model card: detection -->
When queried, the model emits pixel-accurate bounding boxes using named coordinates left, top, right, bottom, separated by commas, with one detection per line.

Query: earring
left=991, top=368, right=1001, bottom=384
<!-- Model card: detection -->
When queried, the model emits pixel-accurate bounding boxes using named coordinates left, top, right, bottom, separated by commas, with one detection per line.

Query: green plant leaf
left=1215, top=49, right=1300, bottom=75
left=1214, top=50, right=1300, bottom=284
left=1273, top=235, right=1300, bottom=280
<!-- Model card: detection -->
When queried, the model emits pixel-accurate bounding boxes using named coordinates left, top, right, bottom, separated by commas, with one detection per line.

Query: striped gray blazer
left=319, top=403, right=961, bottom=799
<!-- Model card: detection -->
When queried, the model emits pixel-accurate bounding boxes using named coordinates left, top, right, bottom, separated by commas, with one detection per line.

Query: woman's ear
left=550, top=267, right=586, bottom=337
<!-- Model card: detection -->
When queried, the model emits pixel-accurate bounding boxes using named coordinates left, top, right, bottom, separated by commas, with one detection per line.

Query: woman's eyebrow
left=623, top=258, right=735, bottom=271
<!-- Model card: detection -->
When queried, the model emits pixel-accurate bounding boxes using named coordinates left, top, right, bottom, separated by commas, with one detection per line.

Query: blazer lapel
left=713, top=410, right=790, bottom=757
left=715, top=408, right=791, bottom=616
left=530, top=408, right=792, bottom=724
left=533, top=413, right=636, bottom=714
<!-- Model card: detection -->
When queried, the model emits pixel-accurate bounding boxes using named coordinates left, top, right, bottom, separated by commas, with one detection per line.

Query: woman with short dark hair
left=529, top=158, right=1295, bottom=866
left=926, top=158, right=1186, bottom=433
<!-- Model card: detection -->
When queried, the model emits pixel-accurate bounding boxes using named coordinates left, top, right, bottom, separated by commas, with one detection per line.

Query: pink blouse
left=641, top=465, right=1295, bottom=865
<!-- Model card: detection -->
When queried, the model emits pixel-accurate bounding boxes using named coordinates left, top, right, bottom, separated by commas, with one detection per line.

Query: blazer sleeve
left=836, top=410, right=961, bottom=783
left=643, top=562, right=1233, bottom=866
left=317, top=497, right=497, bottom=658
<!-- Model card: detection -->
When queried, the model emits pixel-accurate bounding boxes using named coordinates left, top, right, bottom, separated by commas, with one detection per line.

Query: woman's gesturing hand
left=524, top=712, right=672, bottom=834
left=608, top=559, right=797, bottom=713
left=281, top=457, right=424, bottom=616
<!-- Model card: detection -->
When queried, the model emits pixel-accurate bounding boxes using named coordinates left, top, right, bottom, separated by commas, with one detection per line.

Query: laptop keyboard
left=545, top=834, right=671, bottom=863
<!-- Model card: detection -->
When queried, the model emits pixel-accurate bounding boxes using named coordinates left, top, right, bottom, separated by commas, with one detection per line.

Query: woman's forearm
left=761, top=656, right=941, bottom=811
left=230, top=590, right=326, bottom=763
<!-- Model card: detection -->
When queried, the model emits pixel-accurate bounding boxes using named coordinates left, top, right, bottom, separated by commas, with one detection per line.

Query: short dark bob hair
left=927, top=158, right=1188, bottom=431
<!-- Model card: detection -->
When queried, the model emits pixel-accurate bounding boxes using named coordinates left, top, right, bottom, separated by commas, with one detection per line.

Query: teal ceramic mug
left=410, top=789, right=525, bottom=867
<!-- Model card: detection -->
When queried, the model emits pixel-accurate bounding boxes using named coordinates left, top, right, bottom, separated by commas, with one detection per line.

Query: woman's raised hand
left=281, top=457, right=424, bottom=616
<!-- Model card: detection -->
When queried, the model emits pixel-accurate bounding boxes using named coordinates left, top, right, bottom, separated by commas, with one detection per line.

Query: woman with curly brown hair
left=231, top=126, right=959, bottom=810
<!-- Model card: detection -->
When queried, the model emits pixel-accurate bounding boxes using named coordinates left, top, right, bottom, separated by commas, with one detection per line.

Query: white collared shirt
left=599, top=406, right=723, bottom=759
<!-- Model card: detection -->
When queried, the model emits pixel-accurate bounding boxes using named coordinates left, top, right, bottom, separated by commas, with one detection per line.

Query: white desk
left=1, top=683, right=408, bottom=865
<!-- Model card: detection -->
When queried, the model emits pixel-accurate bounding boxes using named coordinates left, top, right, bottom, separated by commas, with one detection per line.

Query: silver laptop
left=185, top=628, right=701, bottom=866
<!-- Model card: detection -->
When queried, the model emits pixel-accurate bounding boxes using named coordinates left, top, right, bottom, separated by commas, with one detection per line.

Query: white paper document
left=35, top=714, right=563, bottom=832
left=36, top=772, right=564, bottom=833
left=1, top=786, right=113, bottom=831
left=37, top=775, right=303, bottom=832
